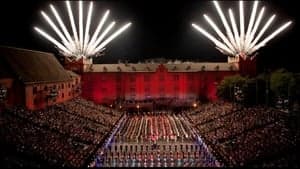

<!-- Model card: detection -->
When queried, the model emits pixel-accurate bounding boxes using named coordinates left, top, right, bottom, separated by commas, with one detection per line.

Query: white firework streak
left=34, top=1, right=131, bottom=60
left=192, top=1, right=292, bottom=58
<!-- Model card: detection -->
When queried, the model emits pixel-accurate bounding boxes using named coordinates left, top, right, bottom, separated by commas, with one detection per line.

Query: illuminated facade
left=65, top=59, right=247, bottom=105
left=0, top=46, right=256, bottom=111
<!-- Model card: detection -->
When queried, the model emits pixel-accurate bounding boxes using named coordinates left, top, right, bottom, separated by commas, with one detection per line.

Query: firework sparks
left=192, top=1, right=292, bottom=59
left=35, top=1, right=132, bottom=60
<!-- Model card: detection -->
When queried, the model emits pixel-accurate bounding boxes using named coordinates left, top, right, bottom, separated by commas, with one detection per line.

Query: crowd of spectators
left=185, top=101, right=299, bottom=167
left=185, top=101, right=233, bottom=125
left=1, top=97, right=298, bottom=167
left=0, top=97, right=124, bottom=167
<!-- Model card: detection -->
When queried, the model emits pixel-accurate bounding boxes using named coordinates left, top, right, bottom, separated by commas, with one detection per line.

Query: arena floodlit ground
left=88, top=113, right=219, bottom=167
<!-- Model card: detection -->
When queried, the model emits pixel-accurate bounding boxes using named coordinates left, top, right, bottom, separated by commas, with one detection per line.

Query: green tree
left=217, top=75, right=247, bottom=102
left=270, top=68, right=296, bottom=109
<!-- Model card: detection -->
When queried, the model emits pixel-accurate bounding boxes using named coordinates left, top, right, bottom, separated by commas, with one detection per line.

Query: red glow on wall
left=239, top=56, right=257, bottom=77
left=81, top=64, right=237, bottom=104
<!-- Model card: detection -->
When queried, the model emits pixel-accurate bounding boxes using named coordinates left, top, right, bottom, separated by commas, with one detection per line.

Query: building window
left=44, top=86, right=48, bottom=91
left=129, top=74, right=136, bottom=82
left=145, top=87, right=150, bottom=93
left=144, top=75, right=150, bottom=82
left=145, top=86, right=151, bottom=98
left=117, top=87, right=121, bottom=93
left=61, top=84, right=64, bottom=89
left=33, top=86, right=37, bottom=94
left=34, top=98, right=38, bottom=105
left=101, top=88, right=107, bottom=93
left=189, top=85, right=193, bottom=92
left=159, top=75, right=164, bottom=81
left=216, top=75, right=221, bottom=82
left=62, top=93, right=64, bottom=98
left=101, top=76, right=106, bottom=82
left=159, top=87, right=164, bottom=93
left=174, top=75, right=179, bottom=81
left=130, top=87, right=135, bottom=93
left=116, top=75, right=121, bottom=82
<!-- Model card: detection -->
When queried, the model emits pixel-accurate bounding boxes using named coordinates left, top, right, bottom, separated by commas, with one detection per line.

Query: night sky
left=0, top=0, right=298, bottom=72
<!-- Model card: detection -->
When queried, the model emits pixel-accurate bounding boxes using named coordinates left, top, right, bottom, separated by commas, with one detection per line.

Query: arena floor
left=89, top=113, right=221, bottom=167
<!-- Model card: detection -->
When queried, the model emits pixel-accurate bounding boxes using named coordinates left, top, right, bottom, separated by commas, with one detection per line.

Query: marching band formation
left=89, top=113, right=221, bottom=167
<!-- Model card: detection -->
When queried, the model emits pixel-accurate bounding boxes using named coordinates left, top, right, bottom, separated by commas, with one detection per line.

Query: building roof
left=86, top=62, right=238, bottom=73
left=66, top=70, right=80, bottom=78
left=0, top=46, right=72, bottom=84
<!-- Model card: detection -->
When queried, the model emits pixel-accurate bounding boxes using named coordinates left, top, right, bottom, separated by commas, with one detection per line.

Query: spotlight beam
left=192, top=0, right=291, bottom=59
left=245, top=1, right=259, bottom=50
left=86, top=10, right=110, bottom=54
left=192, top=23, right=233, bottom=55
left=66, top=1, right=79, bottom=47
left=251, top=21, right=292, bottom=53
left=94, top=22, right=132, bottom=54
left=228, top=9, right=241, bottom=52
left=50, top=4, right=74, bottom=50
left=35, top=27, right=72, bottom=55
left=83, top=2, right=93, bottom=53
left=239, top=1, right=245, bottom=49
left=246, top=7, right=265, bottom=52
left=79, top=1, right=83, bottom=53
left=35, top=2, right=132, bottom=59
left=88, top=21, right=116, bottom=55
left=204, top=14, right=236, bottom=54
left=213, top=1, right=237, bottom=50
left=40, top=11, right=70, bottom=50
left=248, top=14, right=276, bottom=51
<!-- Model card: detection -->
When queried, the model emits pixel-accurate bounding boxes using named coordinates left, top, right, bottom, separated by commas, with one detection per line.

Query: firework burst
left=35, top=1, right=132, bottom=60
left=192, top=1, right=292, bottom=59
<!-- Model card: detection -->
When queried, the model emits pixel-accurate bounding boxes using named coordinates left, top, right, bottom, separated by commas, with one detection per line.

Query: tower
left=228, top=54, right=257, bottom=77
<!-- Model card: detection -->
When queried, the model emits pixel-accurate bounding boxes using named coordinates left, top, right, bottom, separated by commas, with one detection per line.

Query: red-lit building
left=0, top=46, right=81, bottom=110
left=63, top=54, right=257, bottom=109
left=0, top=46, right=257, bottom=111
left=77, top=59, right=245, bottom=108
left=64, top=54, right=256, bottom=109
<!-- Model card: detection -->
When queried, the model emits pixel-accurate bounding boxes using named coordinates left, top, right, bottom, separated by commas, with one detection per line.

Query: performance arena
left=0, top=46, right=298, bottom=168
